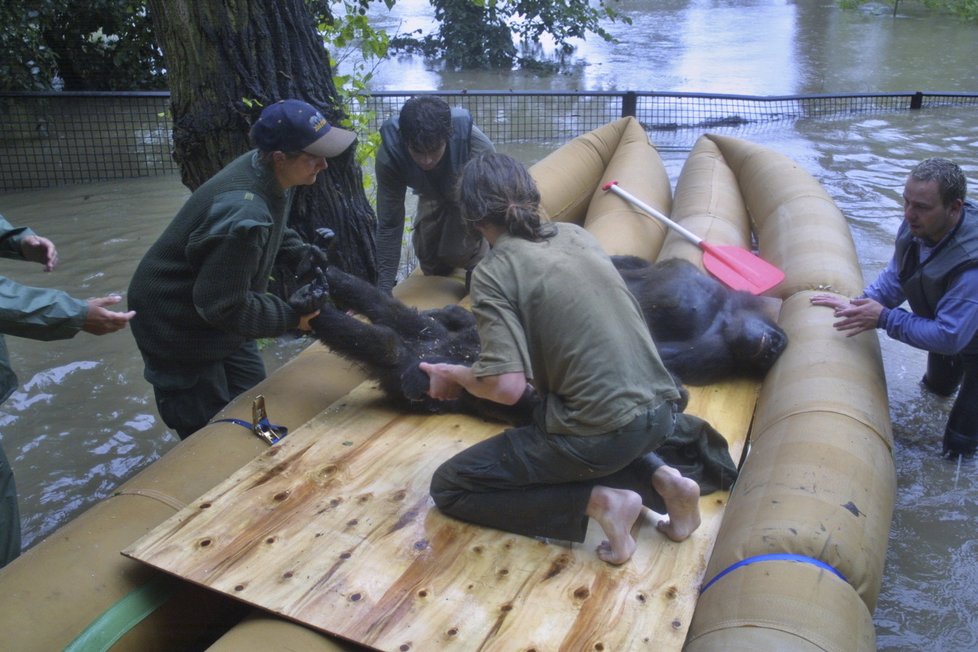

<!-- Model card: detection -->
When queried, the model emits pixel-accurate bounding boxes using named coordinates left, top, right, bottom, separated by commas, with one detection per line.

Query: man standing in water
left=812, top=157, right=978, bottom=459
left=375, top=96, right=494, bottom=293
left=420, top=153, right=701, bottom=565
left=128, top=99, right=355, bottom=440
left=0, top=215, right=135, bottom=568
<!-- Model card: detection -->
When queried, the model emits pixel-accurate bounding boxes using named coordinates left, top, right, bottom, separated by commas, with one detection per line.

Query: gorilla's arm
left=655, top=327, right=736, bottom=386
left=308, top=306, right=403, bottom=370
left=324, top=266, right=433, bottom=335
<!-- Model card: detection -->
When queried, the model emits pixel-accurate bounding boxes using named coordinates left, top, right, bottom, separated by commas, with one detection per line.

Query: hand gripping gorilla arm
left=419, top=362, right=527, bottom=405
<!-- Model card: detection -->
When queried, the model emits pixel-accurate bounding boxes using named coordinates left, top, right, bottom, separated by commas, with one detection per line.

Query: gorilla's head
left=725, top=313, right=788, bottom=374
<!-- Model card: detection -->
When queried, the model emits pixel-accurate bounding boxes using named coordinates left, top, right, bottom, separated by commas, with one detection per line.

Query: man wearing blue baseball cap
left=128, top=99, right=356, bottom=440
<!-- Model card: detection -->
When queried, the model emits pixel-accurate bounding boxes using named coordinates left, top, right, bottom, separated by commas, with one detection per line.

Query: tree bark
left=146, top=0, right=376, bottom=281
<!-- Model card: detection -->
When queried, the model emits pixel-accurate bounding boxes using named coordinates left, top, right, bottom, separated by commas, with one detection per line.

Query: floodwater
left=2, top=1, right=978, bottom=649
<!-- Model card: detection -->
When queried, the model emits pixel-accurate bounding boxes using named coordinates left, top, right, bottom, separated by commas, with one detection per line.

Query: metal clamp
left=251, top=395, right=287, bottom=445
left=209, top=395, right=289, bottom=445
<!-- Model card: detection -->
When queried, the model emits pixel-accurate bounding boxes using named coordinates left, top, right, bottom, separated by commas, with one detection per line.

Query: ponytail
left=458, top=153, right=555, bottom=242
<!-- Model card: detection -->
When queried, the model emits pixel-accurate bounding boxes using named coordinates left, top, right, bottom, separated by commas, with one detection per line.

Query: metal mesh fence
left=0, top=92, right=173, bottom=191
left=2, top=90, right=977, bottom=191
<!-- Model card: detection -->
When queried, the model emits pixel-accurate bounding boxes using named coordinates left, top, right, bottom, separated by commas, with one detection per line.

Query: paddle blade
left=701, top=243, right=785, bottom=295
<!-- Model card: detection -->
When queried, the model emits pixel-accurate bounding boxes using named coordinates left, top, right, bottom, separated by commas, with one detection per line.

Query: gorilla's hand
left=288, top=266, right=330, bottom=314
left=295, top=245, right=331, bottom=285
left=293, top=229, right=335, bottom=285
left=314, top=227, right=336, bottom=248
left=400, top=364, right=431, bottom=402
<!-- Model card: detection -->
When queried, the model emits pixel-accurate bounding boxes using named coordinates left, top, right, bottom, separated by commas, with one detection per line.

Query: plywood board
left=124, top=379, right=756, bottom=651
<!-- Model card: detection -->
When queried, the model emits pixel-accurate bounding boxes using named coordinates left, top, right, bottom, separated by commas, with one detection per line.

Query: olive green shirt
left=470, top=222, right=681, bottom=435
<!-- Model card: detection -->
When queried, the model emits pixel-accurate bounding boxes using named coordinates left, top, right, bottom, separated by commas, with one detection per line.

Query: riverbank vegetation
left=4, top=0, right=976, bottom=92
left=841, top=0, right=978, bottom=20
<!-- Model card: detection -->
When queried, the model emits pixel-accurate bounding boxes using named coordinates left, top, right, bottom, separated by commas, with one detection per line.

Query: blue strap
left=211, top=417, right=288, bottom=444
left=699, top=552, right=848, bottom=595
left=212, top=417, right=255, bottom=430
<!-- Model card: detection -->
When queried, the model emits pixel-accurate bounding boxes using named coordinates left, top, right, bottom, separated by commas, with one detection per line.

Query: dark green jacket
left=128, top=151, right=314, bottom=368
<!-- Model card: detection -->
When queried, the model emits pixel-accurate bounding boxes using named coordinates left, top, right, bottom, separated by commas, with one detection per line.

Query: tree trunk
left=146, top=0, right=377, bottom=281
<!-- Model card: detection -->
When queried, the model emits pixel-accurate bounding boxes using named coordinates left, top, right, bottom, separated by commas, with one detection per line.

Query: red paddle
left=602, top=181, right=785, bottom=295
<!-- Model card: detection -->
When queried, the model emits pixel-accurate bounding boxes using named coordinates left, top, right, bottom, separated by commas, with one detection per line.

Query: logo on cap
left=310, top=114, right=330, bottom=135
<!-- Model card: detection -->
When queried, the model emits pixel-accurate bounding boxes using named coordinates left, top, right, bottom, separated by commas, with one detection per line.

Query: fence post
left=910, top=91, right=923, bottom=110
left=622, top=91, right=637, bottom=118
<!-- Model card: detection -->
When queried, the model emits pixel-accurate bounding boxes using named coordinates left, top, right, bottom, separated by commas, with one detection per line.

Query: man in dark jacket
left=812, top=158, right=978, bottom=458
left=128, top=99, right=356, bottom=440
left=1, top=214, right=135, bottom=568
left=375, top=96, right=495, bottom=293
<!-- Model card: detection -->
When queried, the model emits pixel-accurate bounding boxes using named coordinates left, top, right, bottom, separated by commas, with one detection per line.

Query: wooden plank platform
left=124, top=379, right=755, bottom=651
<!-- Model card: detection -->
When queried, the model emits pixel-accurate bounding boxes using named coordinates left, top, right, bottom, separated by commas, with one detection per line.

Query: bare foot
left=586, top=486, right=643, bottom=565
left=652, top=465, right=701, bottom=542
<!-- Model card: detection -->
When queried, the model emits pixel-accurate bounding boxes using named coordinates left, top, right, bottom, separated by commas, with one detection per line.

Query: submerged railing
left=1, top=90, right=976, bottom=191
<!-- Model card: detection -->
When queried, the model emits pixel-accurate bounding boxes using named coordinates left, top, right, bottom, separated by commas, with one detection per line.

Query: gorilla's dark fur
left=292, top=265, right=540, bottom=425
left=289, top=254, right=786, bottom=424
left=612, top=256, right=787, bottom=385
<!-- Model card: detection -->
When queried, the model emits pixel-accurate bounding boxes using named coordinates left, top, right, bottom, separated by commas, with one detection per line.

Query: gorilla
left=291, top=265, right=539, bottom=425
left=288, top=253, right=786, bottom=424
left=611, top=256, right=787, bottom=386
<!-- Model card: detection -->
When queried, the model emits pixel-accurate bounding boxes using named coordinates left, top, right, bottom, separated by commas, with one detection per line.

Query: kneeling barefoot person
left=421, top=153, right=701, bottom=565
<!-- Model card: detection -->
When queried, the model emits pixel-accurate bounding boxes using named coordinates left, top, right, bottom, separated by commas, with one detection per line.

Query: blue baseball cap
left=250, top=99, right=356, bottom=158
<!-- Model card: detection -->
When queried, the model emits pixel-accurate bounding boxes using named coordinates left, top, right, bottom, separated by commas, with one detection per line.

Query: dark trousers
left=0, top=440, right=20, bottom=568
left=430, top=401, right=674, bottom=543
left=149, top=341, right=266, bottom=440
left=924, top=352, right=978, bottom=456
left=413, top=199, right=488, bottom=277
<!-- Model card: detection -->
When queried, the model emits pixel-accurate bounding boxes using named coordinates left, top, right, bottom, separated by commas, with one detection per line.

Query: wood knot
left=544, top=553, right=571, bottom=579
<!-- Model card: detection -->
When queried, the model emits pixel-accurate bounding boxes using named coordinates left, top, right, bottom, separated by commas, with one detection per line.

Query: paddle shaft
left=602, top=182, right=705, bottom=247
left=601, top=180, right=785, bottom=294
